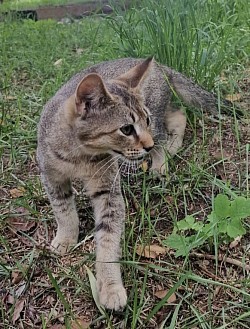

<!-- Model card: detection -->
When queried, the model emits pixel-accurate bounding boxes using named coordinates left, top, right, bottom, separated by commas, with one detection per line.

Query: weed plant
left=109, top=0, right=250, bottom=89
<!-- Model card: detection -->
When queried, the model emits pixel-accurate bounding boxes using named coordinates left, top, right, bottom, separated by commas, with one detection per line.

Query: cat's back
left=54, top=58, right=154, bottom=100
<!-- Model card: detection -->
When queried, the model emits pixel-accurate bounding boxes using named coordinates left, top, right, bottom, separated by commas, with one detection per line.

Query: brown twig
left=190, top=252, right=250, bottom=272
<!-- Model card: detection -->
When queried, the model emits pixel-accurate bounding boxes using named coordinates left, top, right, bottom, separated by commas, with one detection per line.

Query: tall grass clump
left=108, top=0, right=250, bottom=89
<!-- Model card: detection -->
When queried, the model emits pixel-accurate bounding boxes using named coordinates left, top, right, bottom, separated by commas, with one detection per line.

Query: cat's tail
left=164, top=67, right=242, bottom=117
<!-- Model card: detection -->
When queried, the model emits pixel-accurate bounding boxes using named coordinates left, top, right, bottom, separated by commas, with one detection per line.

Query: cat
left=37, top=57, right=234, bottom=310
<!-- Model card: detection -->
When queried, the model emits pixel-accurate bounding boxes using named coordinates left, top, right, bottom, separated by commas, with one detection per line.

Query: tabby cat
left=37, top=57, right=232, bottom=310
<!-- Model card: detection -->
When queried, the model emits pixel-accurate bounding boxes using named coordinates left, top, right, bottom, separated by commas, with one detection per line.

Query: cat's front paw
left=50, top=236, right=77, bottom=255
left=97, top=281, right=127, bottom=310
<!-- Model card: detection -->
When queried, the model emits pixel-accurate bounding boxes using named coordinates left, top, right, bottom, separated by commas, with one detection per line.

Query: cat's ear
left=116, top=57, right=153, bottom=89
left=75, top=73, right=112, bottom=118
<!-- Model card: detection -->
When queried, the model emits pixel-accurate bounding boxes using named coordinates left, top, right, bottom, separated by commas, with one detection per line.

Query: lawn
left=0, top=0, right=250, bottom=328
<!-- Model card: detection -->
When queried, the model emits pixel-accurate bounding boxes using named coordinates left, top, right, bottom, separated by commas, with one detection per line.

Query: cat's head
left=67, top=58, right=155, bottom=162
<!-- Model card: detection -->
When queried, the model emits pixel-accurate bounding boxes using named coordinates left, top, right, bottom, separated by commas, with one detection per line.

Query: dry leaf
left=12, top=270, right=24, bottom=284
left=225, top=93, right=241, bottom=102
left=75, top=48, right=84, bottom=55
left=5, top=95, right=17, bottom=100
left=229, top=236, right=242, bottom=249
left=9, top=187, right=25, bottom=198
left=51, top=325, right=63, bottom=329
left=154, top=289, right=177, bottom=303
left=7, top=294, right=15, bottom=304
left=69, top=318, right=91, bottom=329
left=12, top=298, right=25, bottom=324
left=8, top=217, right=36, bottom=232
left=54, top=58, right=63, bottom=66
left=15, top=282, right=26, bottom=297
left=15, top=207, right=29, bottom=215
left=140, top=160, right=149, bottom=172
left=136, top=244, right=166, bottom=258
left=212, top=150, right=231, bottom=160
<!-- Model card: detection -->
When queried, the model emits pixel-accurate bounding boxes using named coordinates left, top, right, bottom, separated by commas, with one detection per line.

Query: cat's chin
left=119, top=154, right=152, bottom=175
left=120, top=155, right=145, bottom=164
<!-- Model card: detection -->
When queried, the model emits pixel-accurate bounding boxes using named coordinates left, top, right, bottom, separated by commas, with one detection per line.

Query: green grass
left=0, top=1, right=250, bottom=328
left=109, top=0, right=250, bottom=89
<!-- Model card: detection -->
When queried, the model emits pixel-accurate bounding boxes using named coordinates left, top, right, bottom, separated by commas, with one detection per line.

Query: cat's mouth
left=119, top=153, right=152, bottom=175
left=112, top=150, right=145, bottom=162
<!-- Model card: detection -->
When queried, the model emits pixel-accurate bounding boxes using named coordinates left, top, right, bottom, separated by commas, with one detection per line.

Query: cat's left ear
left=75, top=73, right=112, bottom=118
left=116, top=57, right=154, bottom=89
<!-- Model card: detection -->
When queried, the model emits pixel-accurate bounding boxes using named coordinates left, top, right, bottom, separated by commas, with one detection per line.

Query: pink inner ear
left=75, top=73, right=113, bottom=117
left=76, top=73, right=104, bottom=103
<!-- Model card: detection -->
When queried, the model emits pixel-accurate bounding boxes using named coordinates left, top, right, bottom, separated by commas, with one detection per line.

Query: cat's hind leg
left=165, top=108, right=187, bottom=156
left=41, top=174, right=79, bottom=255
left=151, top=108, right=186, bottom=174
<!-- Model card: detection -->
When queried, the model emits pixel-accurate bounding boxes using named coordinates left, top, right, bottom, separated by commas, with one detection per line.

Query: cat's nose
left=144, top=145, right=154, bottom=152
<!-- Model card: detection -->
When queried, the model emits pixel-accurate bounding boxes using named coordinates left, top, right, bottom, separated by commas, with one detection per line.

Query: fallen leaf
left=132, top=198, right=140, bottom=210
left=212, top=150, right=231, bottom=160
left=136, top=244, right=166, bottom=258
left=140, top=160, right=149, bottom=172
left=219, top=73, right=227, bottom=82
left=229, top=236, right=242, bottom=249
left=12, top=270, right=24, bottom=284
left=51, top=325, right=63, bottom=329
left=5, top=95, right=17, bottom=100
left=8, top=217, right=36, bottom=232
left=70, top=318, right=91, bottom=329
left=75, top=48, right=84, bottom=55
left=15, top=207, right=29, bottom=215
left=150, top=208, right=158, bottom=217
left=7, top=294, right=15, bottom=304
left=15, top=282, right=26, bottom=297
left=12, top=298, right=25, bottom=324
left=54, top=58, right=63, bottom=66
left=9, top=187, right=25, bottom=198
left=154, top=289, right=177, bottom=303
left=225, top=93, right=241, bottom=102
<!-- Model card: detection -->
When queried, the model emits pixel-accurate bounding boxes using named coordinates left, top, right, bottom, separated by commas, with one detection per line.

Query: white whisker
left=84, top=155, right=121, bottom=190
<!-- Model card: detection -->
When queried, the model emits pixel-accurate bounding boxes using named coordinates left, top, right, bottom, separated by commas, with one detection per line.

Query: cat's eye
left=120, top=124, right=134, bottom=136
left=146, top=117, right=150, bottom=126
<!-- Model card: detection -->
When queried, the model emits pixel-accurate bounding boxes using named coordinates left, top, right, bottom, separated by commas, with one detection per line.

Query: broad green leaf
left=191, top=221, right=204, bottom=231
left=176, top=216, right=203, bottom=232
left=185, top=215, right=195, bottom=226
left=218, top=220, right=227, bottom=233
left=226, top=218, right=246, bottom=238
left=176, top=218, right=191, bottom=231
left=207, top=211, right=217, bottom=223
left=214, top=194, right=230, bottom=219
left=230, top=197, right=250, bottom=219
left=163, top=234, right=189, bottom=257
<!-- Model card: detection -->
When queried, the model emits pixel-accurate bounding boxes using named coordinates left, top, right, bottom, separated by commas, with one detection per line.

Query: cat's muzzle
left=119, top=154, right=152, bottom=176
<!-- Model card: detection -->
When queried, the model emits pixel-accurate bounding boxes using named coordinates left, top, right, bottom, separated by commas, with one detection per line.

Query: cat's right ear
left=75, top=73, right=112, bottom=118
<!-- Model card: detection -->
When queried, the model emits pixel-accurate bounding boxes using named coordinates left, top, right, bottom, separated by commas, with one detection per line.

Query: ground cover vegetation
left=0, top=0, right=249, bottom=328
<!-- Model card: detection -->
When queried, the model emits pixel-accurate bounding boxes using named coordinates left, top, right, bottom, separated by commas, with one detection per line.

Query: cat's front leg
left=41, top=174, right=79, bottom=255
left=88, top=179, right=127, bottom=310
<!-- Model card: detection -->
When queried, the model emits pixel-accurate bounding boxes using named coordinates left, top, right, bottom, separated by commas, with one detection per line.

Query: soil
left=1, top=0, right=130, bottom=21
